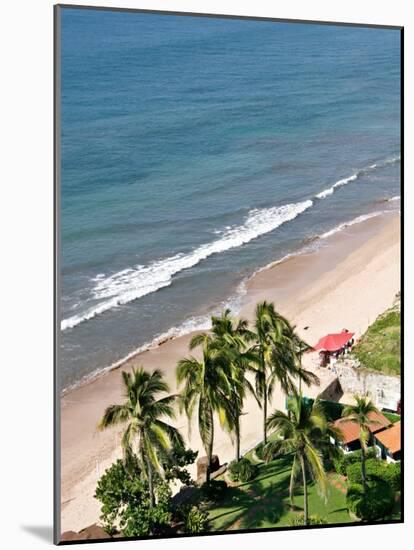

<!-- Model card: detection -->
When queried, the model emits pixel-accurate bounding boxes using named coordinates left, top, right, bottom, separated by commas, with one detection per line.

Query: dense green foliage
left=97, top=368, right=183, bottom=508
left=200, top=480, right=228, bottom=503
left=161, top=445, right=198, bottom=486
left=228, top=458, right=258, bottom=483
left=346, top=459, right=400, bottom=492
left=94, top=459, right=172, bottom=536
left=352, top=304, right=400, bottom=375
left=346, top=480, right=395, bottom=521
left=347, top=458, right=384, bottom=483
left=183, top=506, right=209, bottom=533
left=254, top=442, right=265, bottom=461
left=287, top=396, right=345, bottom=422
left=341, top=396, right=382, bottom=494
left=382, top=461, right=401, bottom=492
left=333, top=448, right=378, bottom=475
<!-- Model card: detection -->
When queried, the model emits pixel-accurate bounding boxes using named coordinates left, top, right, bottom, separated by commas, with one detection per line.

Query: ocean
left=59, top=8, right=401, bottom=389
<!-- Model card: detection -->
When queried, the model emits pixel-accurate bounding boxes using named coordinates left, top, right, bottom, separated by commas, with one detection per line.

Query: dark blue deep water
left=60, top=8, right=401, bottom=388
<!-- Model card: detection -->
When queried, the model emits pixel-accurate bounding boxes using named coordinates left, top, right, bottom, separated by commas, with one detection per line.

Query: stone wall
left=336, top=360, right=400, bottom=411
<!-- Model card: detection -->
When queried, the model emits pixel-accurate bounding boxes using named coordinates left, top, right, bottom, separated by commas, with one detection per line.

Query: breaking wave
left=61, top=199, right=313, bottom=330
left=315, top=154, right=400, bottom=200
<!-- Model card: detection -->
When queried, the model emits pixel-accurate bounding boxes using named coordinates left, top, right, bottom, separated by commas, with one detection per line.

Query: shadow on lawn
left=209, top=457, right=295, bottom=531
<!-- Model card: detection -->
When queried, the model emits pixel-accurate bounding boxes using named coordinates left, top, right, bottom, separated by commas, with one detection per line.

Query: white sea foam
left=61, top=285, right=247, bottom=393
left=61, top=206, right=399, bottom=393
left=315, top=154, right=400, bottom=200
left=61, top=199, right=313, bottom=331
left=388, top=195, right=401, bottom=202
left=318, top=211, right=386, bottom=239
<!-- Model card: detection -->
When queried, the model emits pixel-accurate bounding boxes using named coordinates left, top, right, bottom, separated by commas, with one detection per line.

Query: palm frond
left=97, top=404, right=130, bottom=431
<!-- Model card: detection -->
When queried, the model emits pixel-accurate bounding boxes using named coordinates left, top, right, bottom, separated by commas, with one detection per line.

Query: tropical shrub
left=200, top=480, right=228, bottom=502
left=289, top=514, right=328, bottom=526
left=346, top=481, right=395, bottom=521
left=346, top=458, right=401, bottom=492
left=254, top=443, right=265, bottom=461
left=334, top=447, right=377, bottom=475
left=94, top=459, right=173, bottom=536
left=121, top=483, right=173, bottom=537
left=382, top=461, right=401, bottom=492
left=183, top=506, right=209, bottom=534
left=346, top=458, right=385, bottom=484
left=161, top=445, right=198, bottom=486
left=228, top=458, right=258, bottom=483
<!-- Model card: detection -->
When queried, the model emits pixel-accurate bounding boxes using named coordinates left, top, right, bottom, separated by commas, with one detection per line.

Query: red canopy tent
left=313, top=332, right=354, bottom=352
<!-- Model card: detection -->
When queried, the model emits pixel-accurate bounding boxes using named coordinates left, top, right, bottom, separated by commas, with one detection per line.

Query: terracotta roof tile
left=333, top=411, right=391, bottom=445
left=375, top=421, right=401, bottom=454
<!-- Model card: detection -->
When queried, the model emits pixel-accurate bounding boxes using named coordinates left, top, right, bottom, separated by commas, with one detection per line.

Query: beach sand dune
left=60, top=212, right=400, bottom=533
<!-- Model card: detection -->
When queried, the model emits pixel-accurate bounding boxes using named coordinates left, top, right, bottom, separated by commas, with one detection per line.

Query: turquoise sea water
left=60, top=8, right=401, bottom=388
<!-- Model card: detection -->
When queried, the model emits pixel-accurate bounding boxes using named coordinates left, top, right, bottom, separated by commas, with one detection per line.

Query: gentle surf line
left=315, top=154, right=400, bottom=200
left=61, top=199, right=312, bottom=331
left=61, top=207, right=396, bottom=393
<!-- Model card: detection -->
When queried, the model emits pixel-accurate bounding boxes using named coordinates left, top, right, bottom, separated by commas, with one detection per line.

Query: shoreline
left=60, top=210, right=400, bottom=533
left=60, top=205, right=399, bottom=396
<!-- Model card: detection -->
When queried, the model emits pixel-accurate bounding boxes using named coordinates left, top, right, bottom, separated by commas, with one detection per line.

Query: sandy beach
left=60, top=211, right=400, bottom=534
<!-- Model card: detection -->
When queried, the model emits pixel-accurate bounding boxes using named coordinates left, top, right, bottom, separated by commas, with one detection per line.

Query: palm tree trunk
left=361, top=443, right=367, bottom=494
left=289, top=461, right=296, bottom=508
left=235, top=415, right=241, bottom=462
left=146, top=456, right=155, bottom=508
left=263, top=381, right=268, bottom=444
left=206, top=405, right=214, bottom=483
left=300, top=454, right=308, bottom=526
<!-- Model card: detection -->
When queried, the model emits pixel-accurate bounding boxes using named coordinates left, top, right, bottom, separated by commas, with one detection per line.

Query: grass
left=352, top=297, right=400, bottom=376
left=382, top=411, right=401, bottom=424
left=206, top=455, right=352, bottom=531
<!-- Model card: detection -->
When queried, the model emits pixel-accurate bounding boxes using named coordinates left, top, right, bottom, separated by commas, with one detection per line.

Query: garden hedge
left=346, top=480, right=395, bottom=521
left=228, top=458, right=258, bottom=483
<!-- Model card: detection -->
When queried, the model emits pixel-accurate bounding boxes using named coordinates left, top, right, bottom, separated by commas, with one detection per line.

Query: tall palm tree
left=264, top=395, right=334, bottom=525
left=97, top=368, right=183, bottom=508
left=209, top=310, right=258, bottom=461
left=250, top=302, right=318, bottom=444
left=176, top=335, right=232, bottom=482
left=341, top=395, right=380, bottom=494
left=288, top=327, right=319, bottom=394
left=249, top=301, right=286, bottom=444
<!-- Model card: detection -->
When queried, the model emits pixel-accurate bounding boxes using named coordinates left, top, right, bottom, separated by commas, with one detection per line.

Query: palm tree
left=249, top=301, right=286, bottom=444
left=264, top=395, right=333, bottom=525
left=209, top=310, right=258, bottom=461
left=97, top=368, right=183, bottom=508
left=341, top=395, right=380, bottom=494
left=288, top=328, right=319, bottom=394
left=176, top=335, right=232, bottom=482
left=250, top=302, right=318, bottom=444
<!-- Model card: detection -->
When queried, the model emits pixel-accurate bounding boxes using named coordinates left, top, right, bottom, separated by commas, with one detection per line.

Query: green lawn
left=206, top=455, right=352, bottom=531
left=352, top=297, right=400, bottom=376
